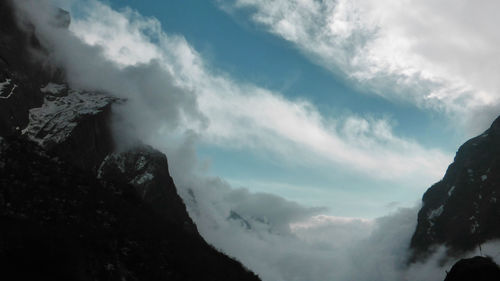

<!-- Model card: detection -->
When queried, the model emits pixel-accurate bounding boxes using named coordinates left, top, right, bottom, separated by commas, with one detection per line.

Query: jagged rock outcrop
left=0, top=137, right=261, bottom=281
left=0, top=1, right=262, bottom=280
left=0, top=0, right=115, bottom=173
left=22, top=83, right=117, bottom=173
left=0, top=0, right=49, bottom=136
left=411, top=116, right=500, bottom=260
left=444, top=256, right=500, bottom=281
left=97, top=146, right=197, bottom=233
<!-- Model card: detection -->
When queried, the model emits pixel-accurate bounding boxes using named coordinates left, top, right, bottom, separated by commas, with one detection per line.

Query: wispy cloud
left=10, top=1, right=494, bottom=280
left=63, top=0, right=451, bottom=186
left=221, top=0, right=500, bottom=132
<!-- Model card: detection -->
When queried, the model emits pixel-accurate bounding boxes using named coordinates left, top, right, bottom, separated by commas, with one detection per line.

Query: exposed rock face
left=0, top=0, right=68, bottom=137
left=411, top=116, right=500, bottom=260
left=0, top=0, right=115, bottom=173
left=22, top=83, right=117, bottom=173
left=444, top=256, right=500, bottom=281
left=0, top=1, right=262, bottom=280
left=0, top=137, right=261, bottom=281
left=98, top=146, right=197, bottom=233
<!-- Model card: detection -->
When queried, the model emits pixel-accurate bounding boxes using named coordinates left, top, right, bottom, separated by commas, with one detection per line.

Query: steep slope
left=22, top=82, right=117, bottom=173
left=0, top=0, right=116, bottom=173
left=0, top=137, right=260, bottom=281
left=411, top=116, right=500, bottom=260
left=0, top=2, right=75, bottom=135
left=0, top=1, right=261, bottom=280
left=97, top=146, right=198, bottom=233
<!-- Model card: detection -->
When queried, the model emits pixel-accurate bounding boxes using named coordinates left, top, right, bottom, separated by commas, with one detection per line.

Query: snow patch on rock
left=136, top=155, right=147, bottom=171
left=97, top=155, right=111, bottom=179
left=132, top=172, right=154, bottom=185
left=448, top=186, right=456, bottom=196
left=114, top=155, right=126, bottom=173
left=481, top=175, right=488, bottom=181
left=0, top=78, right=17, bottom=99
left=0, top=78, right=10, bottom=95
left=22, top=83, right=115, bottom=147
left=428, top=205, right=444, bottom=221
left=98, top=153, right=126, bottom=177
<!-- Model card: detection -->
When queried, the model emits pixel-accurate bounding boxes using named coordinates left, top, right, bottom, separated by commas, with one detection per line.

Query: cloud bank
left=221, top=0, right=500, bottom=133
left=11, top=0, right=491, bottom=280
left=61, top=0, right=451, bottom=187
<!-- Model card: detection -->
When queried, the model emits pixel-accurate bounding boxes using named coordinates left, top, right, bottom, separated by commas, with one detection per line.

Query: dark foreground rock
left=0, top=1, right=262, bottom=280
left=0, top=0, right=116, bottom=174
left=98, top=145, right=198, bottom=233
left=0, top=137, right=260, bottom=281
left=444, top=256, right=500, bottom=281
left=411, top=116, right=500, bottom=261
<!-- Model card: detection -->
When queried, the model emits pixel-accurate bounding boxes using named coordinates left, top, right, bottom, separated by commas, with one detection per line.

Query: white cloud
left=195, top=81, right=451, bottom=182
left=223, top=0, right=500, bottom=133
left=11, top=1, right=478, bottom=280
left=290, top=215, right=374, bottom=249
left=39, top=0, right=452, bottom=186
left=70, top=6, right=162, bottom=66
left=14, top=0, right=452, bottom=219
left=165, top=145, right=427, bottom=281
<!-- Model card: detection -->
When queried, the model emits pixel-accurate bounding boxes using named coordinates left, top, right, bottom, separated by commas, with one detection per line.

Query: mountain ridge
left=411, top=115, right=500, bottom=262
left=0, top=1, right=261, bottom=280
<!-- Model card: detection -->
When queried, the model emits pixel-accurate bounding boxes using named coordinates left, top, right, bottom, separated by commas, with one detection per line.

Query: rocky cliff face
left=0, top=1, right=261, bottom=280
left=22, top=83, right=117, bottom=173
left=0, top=137, right=260, bottom=281
left=411, top=116, right=500, bottom=261
left=97, top=146, right=198, bottom=233
left=0, top=0, right=115, bottom=173
left=0, top=0, right=48, bottom=136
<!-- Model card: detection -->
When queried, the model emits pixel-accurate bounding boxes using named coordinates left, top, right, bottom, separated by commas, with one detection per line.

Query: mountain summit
left=411, top=116, right=500, bottom=261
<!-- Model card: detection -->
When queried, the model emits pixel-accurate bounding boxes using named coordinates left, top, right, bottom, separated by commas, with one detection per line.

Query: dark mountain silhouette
left=0, top=1, right=261, bottom=280
left=444, top=256, right=500, bottom=281
left=411, top=116, right=500, bottom=261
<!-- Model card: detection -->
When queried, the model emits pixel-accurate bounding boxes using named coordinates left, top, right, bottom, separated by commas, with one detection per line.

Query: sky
left=13, top=0, right=500, bottom=280
left=87, top=0, right=480, bottom=218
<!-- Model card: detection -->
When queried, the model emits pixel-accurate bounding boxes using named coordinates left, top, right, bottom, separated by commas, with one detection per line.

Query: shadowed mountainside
left=0, top=1, right=261, bottom=280
left=444, top=256, right=500, bottom=281
left=411, top=116, right=500, bottom=261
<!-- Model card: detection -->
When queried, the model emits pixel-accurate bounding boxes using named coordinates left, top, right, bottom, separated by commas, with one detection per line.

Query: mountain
left=444, top=256, right=500, bottom=281
left=0, top=136, right=262, bottom=281
left=410, top=116, right=500, bottom=261
left=0, top=1, right=261, bottom=280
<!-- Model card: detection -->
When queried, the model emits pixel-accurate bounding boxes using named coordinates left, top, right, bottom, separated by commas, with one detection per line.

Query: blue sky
left=96, top=0, right=466, bottom=217
left=105, top=0, right=457, bottom=146
left=18, top=1, right=500, bottom=279
left=102, top=0, right=456, bottom=141
left=54, top=0, right=500, bottom=218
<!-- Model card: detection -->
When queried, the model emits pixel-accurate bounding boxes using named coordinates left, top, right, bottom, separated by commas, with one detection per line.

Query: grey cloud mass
left=11, top=1, right=497, bottom=280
